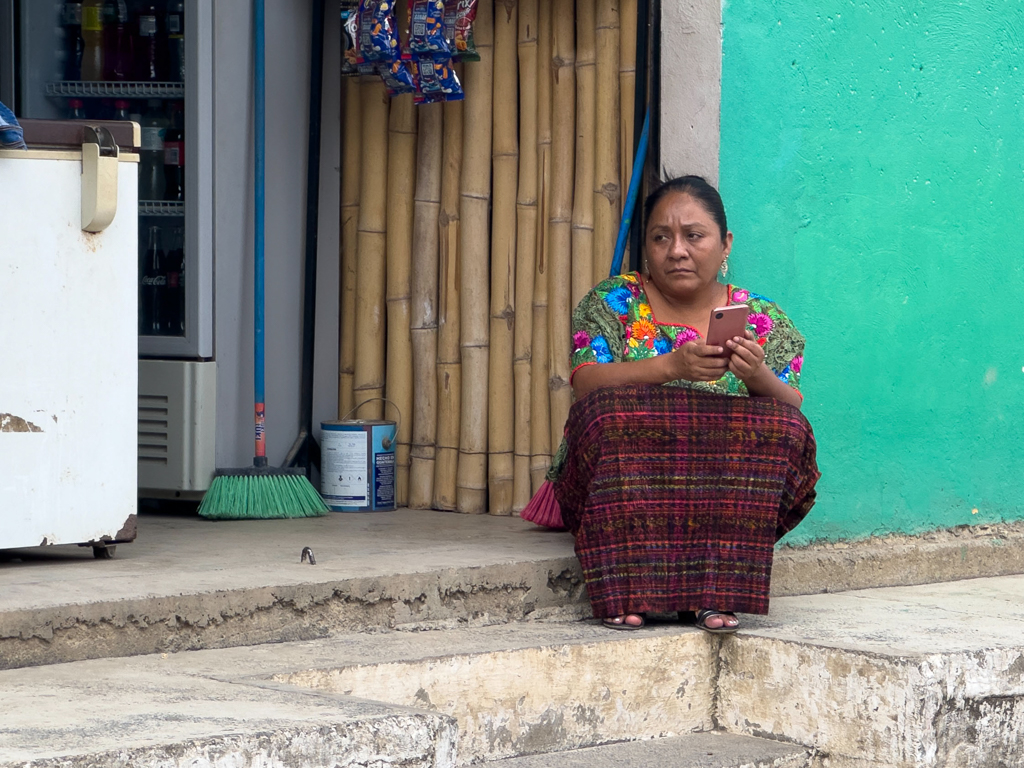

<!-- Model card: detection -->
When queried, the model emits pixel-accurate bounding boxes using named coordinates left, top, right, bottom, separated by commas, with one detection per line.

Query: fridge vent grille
left=138, top=395, right=170, bottom=465
left=137, top=360, right=217, bottom=494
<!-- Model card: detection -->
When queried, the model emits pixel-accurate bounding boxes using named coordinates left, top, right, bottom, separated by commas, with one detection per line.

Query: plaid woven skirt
left=553, top=385, right=819, bottom=618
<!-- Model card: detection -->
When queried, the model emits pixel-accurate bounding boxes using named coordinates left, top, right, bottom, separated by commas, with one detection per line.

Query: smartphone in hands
left=705, top=304, right=750, bottom=353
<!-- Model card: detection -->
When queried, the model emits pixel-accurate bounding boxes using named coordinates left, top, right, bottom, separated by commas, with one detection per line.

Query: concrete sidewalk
left=3, top=510, right=1024, bottom=670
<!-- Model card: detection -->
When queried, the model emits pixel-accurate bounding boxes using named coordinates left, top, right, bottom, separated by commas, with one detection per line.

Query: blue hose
left=610, top=109, right=650, bottom=277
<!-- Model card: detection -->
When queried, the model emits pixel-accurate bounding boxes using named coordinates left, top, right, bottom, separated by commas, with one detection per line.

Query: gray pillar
left=659, top=0, right=721, bottom=186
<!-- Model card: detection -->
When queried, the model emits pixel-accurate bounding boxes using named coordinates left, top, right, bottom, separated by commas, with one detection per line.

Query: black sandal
left=694, top=609, right=739, bottom=634
left=602, top=614, right=646, bottom=631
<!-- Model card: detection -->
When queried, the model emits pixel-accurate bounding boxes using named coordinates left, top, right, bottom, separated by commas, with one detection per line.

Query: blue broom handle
left=610, top=108, right=650, bottom=277
left=254, top=0, right=267, bottom=463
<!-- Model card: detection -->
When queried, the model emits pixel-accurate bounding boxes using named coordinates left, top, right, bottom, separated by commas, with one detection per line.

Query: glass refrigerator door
left=1, top=0, right=212, bottom=359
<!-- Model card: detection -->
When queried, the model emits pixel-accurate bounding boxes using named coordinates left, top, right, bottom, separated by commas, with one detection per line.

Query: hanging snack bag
left=415, top=58, right=464, bottom=100
left=409, top=0, right=450, bottom=59
left=341, top=2, right=360, bottom=76
left=378, top=59, right=416, bottom=97
left=358, top=0, right=401, bottom=63
left=445, top=0, right=479, bottom=62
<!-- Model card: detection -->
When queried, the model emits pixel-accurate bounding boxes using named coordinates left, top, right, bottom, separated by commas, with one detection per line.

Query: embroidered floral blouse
left=547, top=272, right=806, bottom=481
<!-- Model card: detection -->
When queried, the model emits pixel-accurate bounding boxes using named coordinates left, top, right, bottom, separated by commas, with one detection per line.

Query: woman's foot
left=694, top=609, right=739, bottom=634
left=602, top=613, right=646, bottom=630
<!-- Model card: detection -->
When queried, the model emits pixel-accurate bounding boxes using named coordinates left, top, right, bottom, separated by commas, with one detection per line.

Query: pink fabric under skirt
left=519, top=480, right=567, bottom=530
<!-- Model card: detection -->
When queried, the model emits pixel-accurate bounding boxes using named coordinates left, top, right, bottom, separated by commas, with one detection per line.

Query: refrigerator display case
left=1, top=0, right=217, bottom=496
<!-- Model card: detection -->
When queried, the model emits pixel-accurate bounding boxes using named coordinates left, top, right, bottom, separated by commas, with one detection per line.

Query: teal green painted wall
left=719, top=1, right=1024, bottom=543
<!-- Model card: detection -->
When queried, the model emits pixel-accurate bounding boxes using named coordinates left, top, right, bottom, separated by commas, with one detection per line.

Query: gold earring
left=720, top=258, right=729, bottom=277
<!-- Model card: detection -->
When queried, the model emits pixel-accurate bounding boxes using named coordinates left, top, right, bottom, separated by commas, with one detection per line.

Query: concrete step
left=720, top=577, right=1024, bottom=768
left=484, top=732, right=812, bottom=768
left=0, top=652, right=458, bottom=768
left=4, top=511, right=1024, bottom=671
left=4, top=572, right=1024, bottom=767
left=0, top=620, right=718, bottom=768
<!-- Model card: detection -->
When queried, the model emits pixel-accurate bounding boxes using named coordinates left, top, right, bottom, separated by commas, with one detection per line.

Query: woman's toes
left=624, top=614, right=643, bottom=627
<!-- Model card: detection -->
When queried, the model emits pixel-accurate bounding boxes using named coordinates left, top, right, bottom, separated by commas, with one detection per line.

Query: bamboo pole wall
left=456, top=0, right=494, bottom=514
left=433, top=96, right=464, bottom=510
left=340, top=0, right=641, bottom=513
left=619, top=0, right=637, bottom=220
left=385, top=95, right=418, bottom=506
left=530, top=0, right=553, bottom=494
left=352, top=78, right=389, bottom=421
left=339, top=79, right=361, bottom=419
left=592, top=0, right=620, bottom=283
left=572, top=0, right=596, bottom=308
left=547, top=0, right=576, bottom=456
left=513, top=0, right=539, bottom=512
left=488, top=0, right=519, bottom=515
left=408, top=102, right=443, bottom=509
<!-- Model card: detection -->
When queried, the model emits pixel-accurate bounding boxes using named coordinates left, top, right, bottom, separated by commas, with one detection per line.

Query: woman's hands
left=573, top=330, right=801, bottom=410
left=660, top=341, right=730, bottom=383
left=662, top=330, right=768, bottom=386
left=723, top=330, right=803, bottom=408
left=724, top=330, right=767, bottom=382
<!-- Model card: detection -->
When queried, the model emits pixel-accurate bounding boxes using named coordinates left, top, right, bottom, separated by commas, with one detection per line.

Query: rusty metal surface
left=114, top=514, right=138, bottom=543
left=0, top=414, right=43, bottom=432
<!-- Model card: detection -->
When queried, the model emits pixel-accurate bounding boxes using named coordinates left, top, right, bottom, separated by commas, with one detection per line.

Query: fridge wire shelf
left=140, top=201, right=185, bottom=217
left=47, top=81, right=185, bottom=99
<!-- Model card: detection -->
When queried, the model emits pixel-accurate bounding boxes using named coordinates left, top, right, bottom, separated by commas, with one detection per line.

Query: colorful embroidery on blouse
left=569, top=272, right=806, bottom=396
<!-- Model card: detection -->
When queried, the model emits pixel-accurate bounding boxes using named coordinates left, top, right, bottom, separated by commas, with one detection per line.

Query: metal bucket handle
left=340, top=398, right=401, bottom=450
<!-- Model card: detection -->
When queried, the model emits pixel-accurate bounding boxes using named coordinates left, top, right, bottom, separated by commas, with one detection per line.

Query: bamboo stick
left=457, top=0, right=494, bottom=514
left=548, top=0, right=575, bottom=456
left=530, top=0, right=552, bottom=492
left=619, top=0, right=637, bottom=219
left=488, top=0, right=519, bottom=516
left=433, top=95, right=464, bottom=511
left=593, top=0, right=620, bottom=282
left=353, top=78, right=390, bottom=422
left=513, top=0, right=538, bottom=512
left=572, top=0, right=596, bottom=307
left=339, top=78, right=362, bottom=419
left=408, top=102, right=443, bottom=509
left=385, top=94, right=417, bottom=507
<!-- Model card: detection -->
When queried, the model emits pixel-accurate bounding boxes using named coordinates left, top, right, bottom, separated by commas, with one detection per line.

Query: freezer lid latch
left=81, top=126, right=119, bottom=233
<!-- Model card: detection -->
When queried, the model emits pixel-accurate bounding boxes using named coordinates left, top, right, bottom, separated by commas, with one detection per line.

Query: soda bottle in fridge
left=67, top=99, right=88, bottom=119
left=63, top=3, right=85, bottom=81
left=164, top=225, right=185, bottom=335
left=113, top=99, right=131, bottom=121
left=103, top=0, right=133, bottom=81
left=163, top=103, right=184, bottom=201
left=136, top=4, right=164, bottom=81
left=139, top=100, right=168, bottom=201
left=141, top=225, right=168, bottom=335
left=81, top=0, right=105, bottom=81
left=166, top=1, right=186, bottom=82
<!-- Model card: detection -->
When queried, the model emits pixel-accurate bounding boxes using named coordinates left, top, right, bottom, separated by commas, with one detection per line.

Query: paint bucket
left=320, top=399, right=400, bottom=512
left=321, top=419, right=397, bottom=511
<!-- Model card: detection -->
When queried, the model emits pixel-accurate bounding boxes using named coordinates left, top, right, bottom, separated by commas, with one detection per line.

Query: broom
left=198, top=0, right=327, bottom=520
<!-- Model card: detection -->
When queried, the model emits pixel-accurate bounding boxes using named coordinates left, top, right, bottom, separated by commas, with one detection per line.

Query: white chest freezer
left=0, top=123, right=138, bottom=554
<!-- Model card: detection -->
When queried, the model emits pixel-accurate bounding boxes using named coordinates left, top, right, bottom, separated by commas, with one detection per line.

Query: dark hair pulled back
left=643, top=176, right=729, bottom=241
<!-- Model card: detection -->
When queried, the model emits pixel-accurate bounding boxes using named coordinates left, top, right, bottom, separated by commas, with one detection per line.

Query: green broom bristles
left=198, top=468, right=330, bottom=520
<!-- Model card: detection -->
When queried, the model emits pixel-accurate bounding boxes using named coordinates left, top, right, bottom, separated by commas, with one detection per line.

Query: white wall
left=213, top=0, right=341, bottom=469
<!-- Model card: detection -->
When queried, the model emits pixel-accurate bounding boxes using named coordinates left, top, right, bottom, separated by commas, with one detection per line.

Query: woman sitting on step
left=523, top=176, right=820, bottom=634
